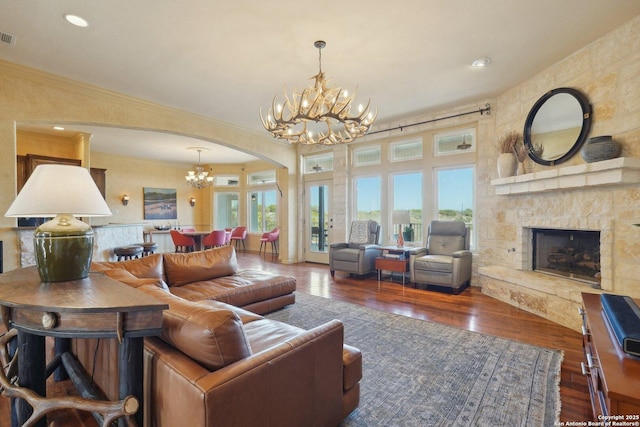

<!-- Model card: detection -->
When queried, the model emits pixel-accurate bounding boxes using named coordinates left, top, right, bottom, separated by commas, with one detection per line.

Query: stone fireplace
left=479, top=157, right=640, bottom=331
left=530, top=228, right=601, bottom=286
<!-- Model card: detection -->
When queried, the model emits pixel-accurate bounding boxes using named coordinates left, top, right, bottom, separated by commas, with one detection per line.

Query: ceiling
left=3, top=0, right=640, bottom=165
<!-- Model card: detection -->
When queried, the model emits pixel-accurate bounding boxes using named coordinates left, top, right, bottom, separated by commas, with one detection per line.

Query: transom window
left=303, top=153, right=333, bottom=174
left=390, top=139, right=422, bottom=162
left=353, top=145, right=381, bottom=167
left=434, top=128, right=476, bottom=156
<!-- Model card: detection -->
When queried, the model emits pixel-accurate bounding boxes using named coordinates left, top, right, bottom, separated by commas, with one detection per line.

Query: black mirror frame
left=523, top=87, right=592, bottom=166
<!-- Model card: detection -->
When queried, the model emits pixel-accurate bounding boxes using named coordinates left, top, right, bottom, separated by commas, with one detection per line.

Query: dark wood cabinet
left=90, top=167, right=107, bottom=199
left=15, top=155, right=106, bottom=199
left=580, top=292, right=640, bottom=419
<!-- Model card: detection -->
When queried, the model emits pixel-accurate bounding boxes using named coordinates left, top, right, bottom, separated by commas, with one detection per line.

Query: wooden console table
left=580, top=292, right=640, bottom=420
left=0, top=267, right=168, bottom=427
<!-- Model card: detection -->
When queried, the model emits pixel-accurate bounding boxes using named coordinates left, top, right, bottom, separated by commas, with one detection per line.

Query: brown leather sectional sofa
left=74, top=246, right=362, bottom=426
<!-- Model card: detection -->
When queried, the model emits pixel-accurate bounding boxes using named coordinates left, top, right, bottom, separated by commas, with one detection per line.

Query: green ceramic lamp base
left=34, top=214, right=95, bottom=282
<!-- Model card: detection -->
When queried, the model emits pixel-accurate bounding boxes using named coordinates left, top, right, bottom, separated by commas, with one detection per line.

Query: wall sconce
left=189, top=197, right=196, bottom=207
left=121, top=195, right=129, bottom=206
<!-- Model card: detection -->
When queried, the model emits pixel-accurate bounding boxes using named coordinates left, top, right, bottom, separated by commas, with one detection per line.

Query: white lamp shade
left=5, top=164, right=112, bottom=217
left=392, top=210, right=411, bottom=224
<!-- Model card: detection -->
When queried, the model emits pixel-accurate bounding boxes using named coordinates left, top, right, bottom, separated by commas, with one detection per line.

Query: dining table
left=182, top=230, right=212, bottom=251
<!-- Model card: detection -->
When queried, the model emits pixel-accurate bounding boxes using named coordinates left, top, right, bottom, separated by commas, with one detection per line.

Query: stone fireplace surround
left=479, top=157, right=640, bottom=331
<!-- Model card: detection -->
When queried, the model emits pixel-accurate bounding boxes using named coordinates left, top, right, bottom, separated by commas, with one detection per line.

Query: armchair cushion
left=414, top=255, right=454, bottom=273
left=348, top=220, right=372, bottom=244
left=331, top=248, right=363, bottom=263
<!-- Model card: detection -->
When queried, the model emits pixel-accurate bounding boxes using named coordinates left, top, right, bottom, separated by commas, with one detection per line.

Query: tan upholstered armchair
left=329, top=220, right=381, bottom=277
left=409, top=220, right=472, bottom=294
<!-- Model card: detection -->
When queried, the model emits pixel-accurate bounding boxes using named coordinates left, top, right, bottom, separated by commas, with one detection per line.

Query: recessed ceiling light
left=63, top=14, right=89, bottom=28
left=52, top=126, right=65, bottom=131
left=471, top=57, right=492, bottom=68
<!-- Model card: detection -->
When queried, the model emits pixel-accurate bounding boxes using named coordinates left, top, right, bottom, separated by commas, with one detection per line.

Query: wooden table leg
left=16, top=331, right=46, bottom=427
left=119, top=337, right=144, bottom=427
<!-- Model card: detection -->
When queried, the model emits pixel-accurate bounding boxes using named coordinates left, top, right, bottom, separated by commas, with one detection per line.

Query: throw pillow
left=349, top=220, right=371, bottom=244
left=163, top=245, right=238, bottom=287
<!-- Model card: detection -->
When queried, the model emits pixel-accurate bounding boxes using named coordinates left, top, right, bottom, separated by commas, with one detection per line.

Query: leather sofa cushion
left=91, top=253, right=164, bottom=279
left=100, top=268, right=169, bottom=290
left=169, top=270, right=296, bottom=307
left=140, top=285, right=252, bottom=371
left=414, top=255, right=453, bottom=273
left=242, top=318, right=307, bottom=354
left=163, top=246, right=238, bottom=287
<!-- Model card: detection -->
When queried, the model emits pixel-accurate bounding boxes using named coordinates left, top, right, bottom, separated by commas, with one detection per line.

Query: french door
left=304, top=180, right=331, bottom=264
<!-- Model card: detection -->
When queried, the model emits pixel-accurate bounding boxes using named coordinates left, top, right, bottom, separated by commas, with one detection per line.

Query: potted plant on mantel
left=496, top=131, right=523, bottom=178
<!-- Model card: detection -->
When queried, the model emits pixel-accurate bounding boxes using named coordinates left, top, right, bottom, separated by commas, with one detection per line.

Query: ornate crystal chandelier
left=185, top=148, right=213, bottom=188
left=260, top=40, right=376, bottom=145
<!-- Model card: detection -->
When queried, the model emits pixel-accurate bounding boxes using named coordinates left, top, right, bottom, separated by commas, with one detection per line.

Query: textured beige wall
left=0, top=61, right=297, bottom=270
left=477, top=14, right=640, bottom=327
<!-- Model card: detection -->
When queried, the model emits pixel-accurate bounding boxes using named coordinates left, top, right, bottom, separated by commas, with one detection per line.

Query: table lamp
left=5, top=164, right=112, bottom=282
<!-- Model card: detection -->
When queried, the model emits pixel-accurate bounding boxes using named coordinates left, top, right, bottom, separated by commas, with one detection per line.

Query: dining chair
left=170, top=230, right=196, bottom=253
left=224, top=228, right=233, bottom=245
left=202, top=230, right=227, bottom=249
left=259, top=227, right=279, bottom=256
left=229, top=226, right=247, bottom=251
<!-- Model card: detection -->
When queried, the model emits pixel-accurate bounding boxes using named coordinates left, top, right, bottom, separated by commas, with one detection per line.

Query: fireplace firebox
left=532, top=228, right=601, bottom=286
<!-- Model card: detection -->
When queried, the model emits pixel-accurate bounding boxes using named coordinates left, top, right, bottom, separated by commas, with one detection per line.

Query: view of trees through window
left=436, top=166, right=474, bottom=246
left=249, top=190, right=277, bottom=232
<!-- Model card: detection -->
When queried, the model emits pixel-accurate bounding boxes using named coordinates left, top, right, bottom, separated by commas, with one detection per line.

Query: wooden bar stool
left=114, top=245, right=144, bottom=261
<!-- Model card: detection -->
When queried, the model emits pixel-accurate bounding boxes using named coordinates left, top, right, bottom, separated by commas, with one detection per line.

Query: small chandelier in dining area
left=260, top=40, right=376, bottom=145
left=185, top=148, right=213, bottom=188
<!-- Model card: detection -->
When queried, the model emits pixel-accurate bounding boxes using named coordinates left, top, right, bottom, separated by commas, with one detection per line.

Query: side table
left=375, top=246, right=410, bottom=287
left=0, top=266, right=168, bottom=427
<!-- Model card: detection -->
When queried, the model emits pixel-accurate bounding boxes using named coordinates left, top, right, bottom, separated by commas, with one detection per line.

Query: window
left=435, top=166, right=475, bottom=248
left=214, top=192, right=238, bottom=229
left=434, top=128, right=476, bottom=156
left=353, top=145, right=381, bottom=167
left=249, top=190, right=277, bottom=233
left=213, top=175, right=239, bottom=186
left=390, top=139, right=422, bottom=162
left=354, top=176, right=381, bottom=222
left=391, top=172, right=423, bottom=243
left=248, top=170, right=276, bottom=185
left=303, top=153, right=333, bottom=174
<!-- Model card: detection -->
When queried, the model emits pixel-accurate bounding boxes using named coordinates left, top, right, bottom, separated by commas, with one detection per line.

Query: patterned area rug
left=265, top=292, right=562, bottom=427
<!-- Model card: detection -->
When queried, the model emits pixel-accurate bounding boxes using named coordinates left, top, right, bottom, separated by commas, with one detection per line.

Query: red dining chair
left=202, top=230, right=227, bottom=249
left=224, top=228, right=233, bottom=245
left=229, top=226, right=247, bottom=251
left=259, top=227, right=279, bottom=256
left=170, top=230, right=196, bottom=253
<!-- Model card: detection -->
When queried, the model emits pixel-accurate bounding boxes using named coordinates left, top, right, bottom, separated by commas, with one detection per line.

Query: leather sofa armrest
left=409, top=248, right=427, bottom=257
left=359, top=244, right=379, bottom=251
left=145, top=319, right=347, bottom=427
left=452, top=249, right=472, bottom=258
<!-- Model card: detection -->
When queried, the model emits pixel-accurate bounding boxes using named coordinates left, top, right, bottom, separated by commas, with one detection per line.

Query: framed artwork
left=143, top=187, right=177, bottom=220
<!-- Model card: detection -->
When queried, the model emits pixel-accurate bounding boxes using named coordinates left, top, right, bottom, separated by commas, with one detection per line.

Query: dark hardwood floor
left=0, top=252, right=591, bottom=426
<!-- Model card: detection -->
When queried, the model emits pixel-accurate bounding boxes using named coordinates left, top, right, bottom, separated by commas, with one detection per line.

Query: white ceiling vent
left=0, top=31, right=17, bottom=46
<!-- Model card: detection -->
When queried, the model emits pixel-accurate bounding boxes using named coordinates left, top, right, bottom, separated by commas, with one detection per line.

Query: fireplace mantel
left=491, top=157, right=640, bottom=195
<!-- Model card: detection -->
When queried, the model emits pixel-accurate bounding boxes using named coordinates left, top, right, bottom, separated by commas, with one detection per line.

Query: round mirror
left=523, top=87, right=592, bottom=166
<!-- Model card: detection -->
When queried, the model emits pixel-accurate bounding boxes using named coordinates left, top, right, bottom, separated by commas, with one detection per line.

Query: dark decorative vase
left=580, top=135, right=620, bottom=163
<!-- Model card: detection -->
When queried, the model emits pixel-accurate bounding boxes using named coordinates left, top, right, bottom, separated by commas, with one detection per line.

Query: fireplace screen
left=532, top=228, right=601, bottom=286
